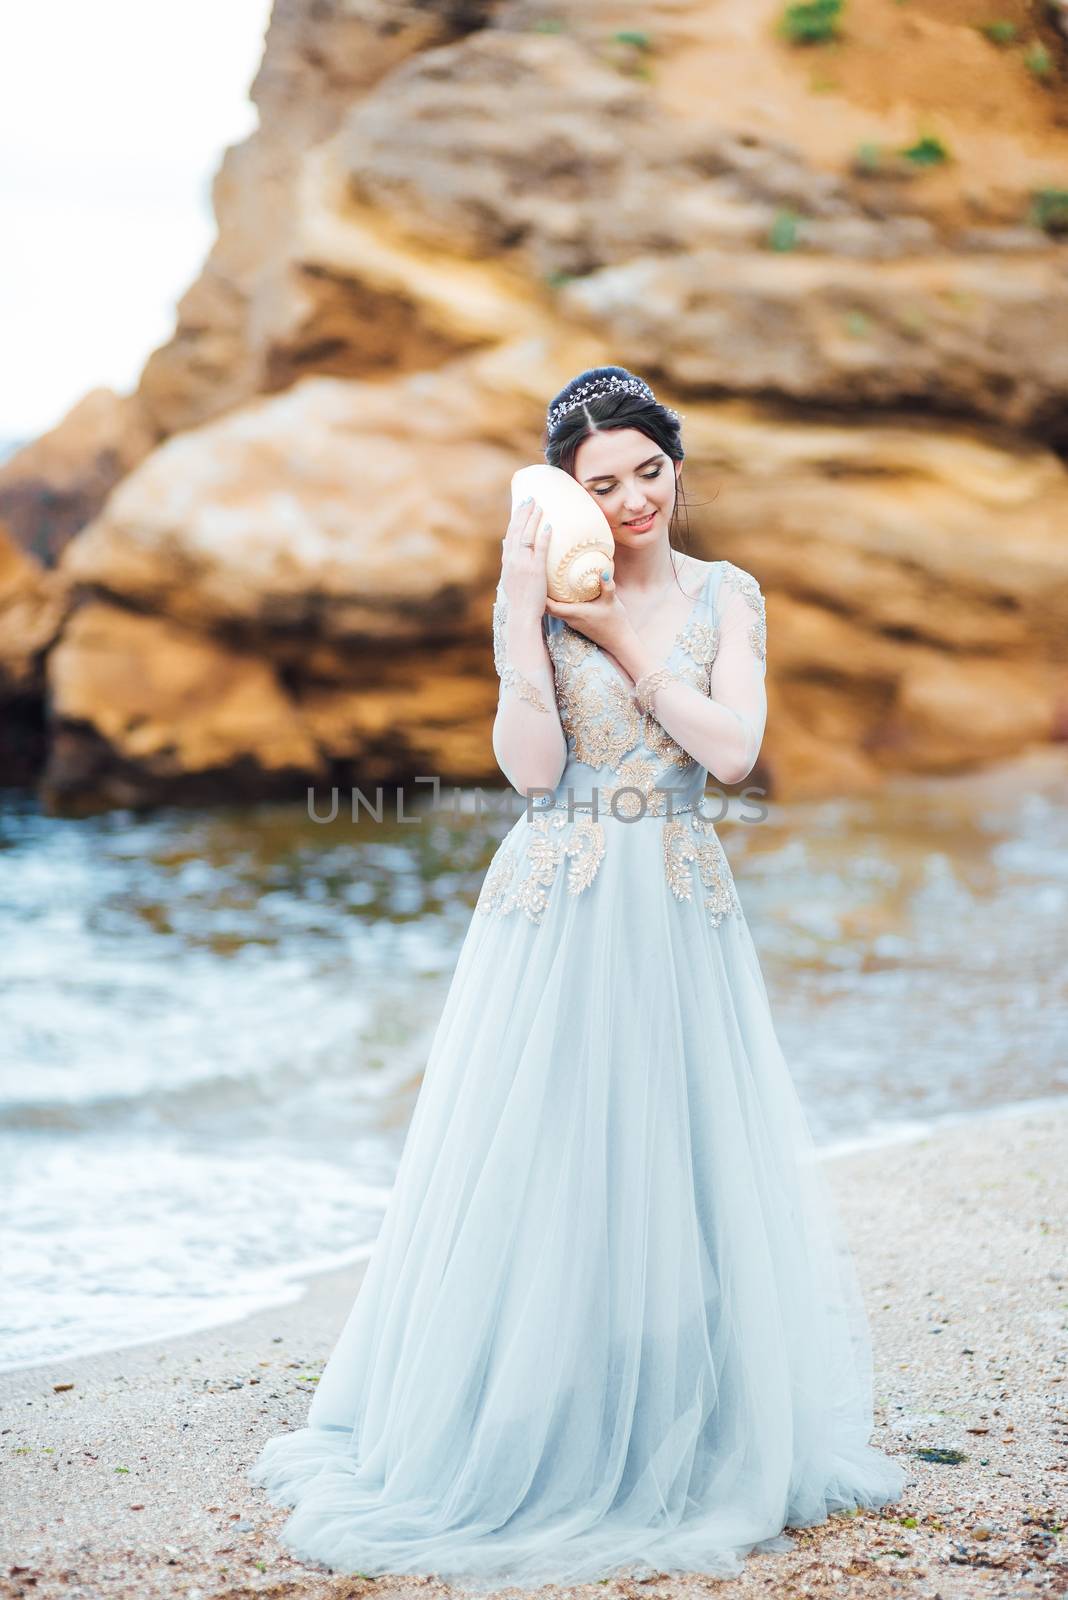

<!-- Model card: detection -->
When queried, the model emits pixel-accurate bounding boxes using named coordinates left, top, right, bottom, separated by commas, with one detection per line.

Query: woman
left=249, top=366, right=906, bottom=1588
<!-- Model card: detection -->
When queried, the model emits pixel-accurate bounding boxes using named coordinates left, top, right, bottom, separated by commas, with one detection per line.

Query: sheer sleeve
left=491, top=578, right=568, bottom=796
left=709, top=565, right=768, bottom=780
left=492, top=579, right=551, bottom=713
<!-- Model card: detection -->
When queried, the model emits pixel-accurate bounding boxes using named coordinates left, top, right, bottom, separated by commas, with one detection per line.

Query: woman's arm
left=610, top=576, right=768, bottom=786
left=490, top=504, right=567, bottom=797
left=491, top=580, right=568, bottom=796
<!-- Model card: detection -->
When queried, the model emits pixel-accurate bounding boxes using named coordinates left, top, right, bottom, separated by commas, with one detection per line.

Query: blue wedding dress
left=249, top=558, right=905, bottom=1588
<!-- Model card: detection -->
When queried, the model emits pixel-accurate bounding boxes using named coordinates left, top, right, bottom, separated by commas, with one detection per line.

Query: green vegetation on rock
left=900, top=134, right=951, bottom=167
left=978, top=19, right=1018, bottom=44
left=1023, top=41, right=1054, bottom=79
left=1030, top=187, right=1068, bottom=234
left=613, top=30, right=652, bottom=50
left=854, top=141, right=883, bottom=173
left=780, top=0, right=843, bottom=46
left=767, top=209, right=800, bottom=251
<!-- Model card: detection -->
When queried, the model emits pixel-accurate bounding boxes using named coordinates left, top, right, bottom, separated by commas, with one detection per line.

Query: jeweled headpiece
left=546, top=374, right=681, bottom=435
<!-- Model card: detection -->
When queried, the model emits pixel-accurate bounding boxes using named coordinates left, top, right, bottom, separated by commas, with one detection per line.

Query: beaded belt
left=531, top=798, right=697, bottom=815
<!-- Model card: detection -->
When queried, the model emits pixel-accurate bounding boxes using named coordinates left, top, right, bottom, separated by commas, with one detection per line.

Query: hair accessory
left=547, top=375, right=681, bottom=434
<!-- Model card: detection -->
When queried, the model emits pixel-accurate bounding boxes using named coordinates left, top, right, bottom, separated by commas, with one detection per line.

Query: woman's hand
left=501, top=497, right=553, bottom=623
left=545, top=571, right=631, bottom=653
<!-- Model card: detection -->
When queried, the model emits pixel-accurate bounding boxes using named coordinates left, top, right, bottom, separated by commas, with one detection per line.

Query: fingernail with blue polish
left=601, top=569, right=610, bottom=580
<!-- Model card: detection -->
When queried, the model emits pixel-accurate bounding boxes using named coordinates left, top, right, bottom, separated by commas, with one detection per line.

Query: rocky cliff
left=3, top=0, right=1067, bottom=811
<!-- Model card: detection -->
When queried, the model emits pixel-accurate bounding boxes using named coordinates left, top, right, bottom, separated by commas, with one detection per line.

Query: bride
left=249, top=365, right=906, bottom=1588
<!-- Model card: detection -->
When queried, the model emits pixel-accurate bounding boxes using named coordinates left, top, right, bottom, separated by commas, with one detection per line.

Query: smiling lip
left=623, top=511, right=656, bottom=527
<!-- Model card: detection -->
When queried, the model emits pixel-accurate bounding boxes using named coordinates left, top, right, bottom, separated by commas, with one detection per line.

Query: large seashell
left=511, top=464, right=615, bottom=602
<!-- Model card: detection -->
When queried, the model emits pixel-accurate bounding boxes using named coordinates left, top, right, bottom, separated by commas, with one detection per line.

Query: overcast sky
left=0, top=0, right=273, bottom=440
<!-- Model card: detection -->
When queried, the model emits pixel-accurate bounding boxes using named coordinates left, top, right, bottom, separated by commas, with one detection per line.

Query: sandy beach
left=3, top=1099, right=1065, bottom=1600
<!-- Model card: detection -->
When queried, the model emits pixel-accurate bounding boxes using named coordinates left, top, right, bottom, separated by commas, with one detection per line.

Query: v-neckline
left=594, top=558, right=714, bottom=691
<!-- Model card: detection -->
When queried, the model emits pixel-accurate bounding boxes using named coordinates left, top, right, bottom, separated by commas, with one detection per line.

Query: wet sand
left=2, top=1099, right=1065, bottom=1600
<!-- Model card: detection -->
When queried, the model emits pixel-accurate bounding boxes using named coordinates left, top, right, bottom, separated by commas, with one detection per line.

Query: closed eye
left=592, top=465, right=663, bottom=497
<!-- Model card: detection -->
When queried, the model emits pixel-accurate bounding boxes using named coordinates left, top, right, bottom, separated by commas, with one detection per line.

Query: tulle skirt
left=249, top=806, right=905, bottom=1588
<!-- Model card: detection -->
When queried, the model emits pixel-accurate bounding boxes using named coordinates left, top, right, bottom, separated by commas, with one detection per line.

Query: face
left=572, top=428, right=682, bottom=547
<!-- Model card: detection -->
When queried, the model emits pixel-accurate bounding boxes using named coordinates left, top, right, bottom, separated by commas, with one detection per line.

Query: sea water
left=1, top=753, right=1065, bottom=1370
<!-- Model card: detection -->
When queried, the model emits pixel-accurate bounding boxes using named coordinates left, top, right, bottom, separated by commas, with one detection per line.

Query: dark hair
left=542, top=365, right=693, bottom=580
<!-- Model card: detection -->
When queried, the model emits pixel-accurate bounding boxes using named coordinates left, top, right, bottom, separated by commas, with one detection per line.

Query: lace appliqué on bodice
left=544, top=619, right=717, bottom=801
left=479, top=562, right=765, bottom=928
